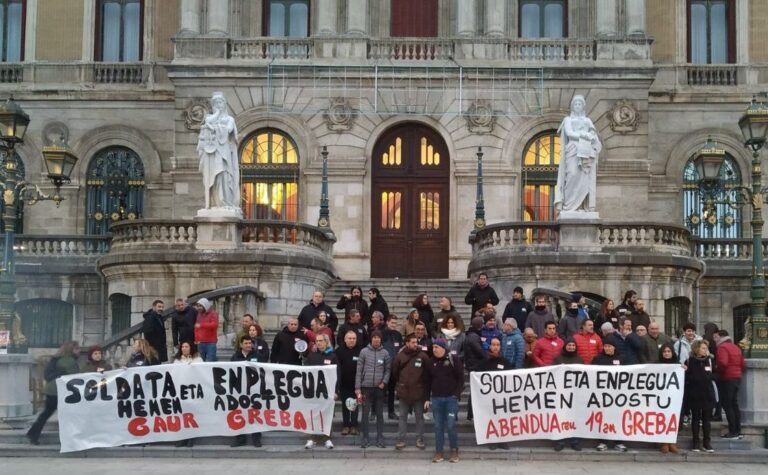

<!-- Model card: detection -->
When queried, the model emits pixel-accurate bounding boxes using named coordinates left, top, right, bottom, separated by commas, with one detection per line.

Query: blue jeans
left=432, top=396, right=458, bottom=453
left=198, top=342, right=217, bottom=362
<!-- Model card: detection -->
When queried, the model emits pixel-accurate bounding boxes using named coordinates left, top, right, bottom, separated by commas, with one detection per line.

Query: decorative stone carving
left=609, top=99, right=640, bottom=133
left=464, top=100, right=496, bottom=134
left=323, top=98, right=356, bottom=131
left=183, top=98, right=212, bottom=130
left=42, top=122, right=69, bottom=146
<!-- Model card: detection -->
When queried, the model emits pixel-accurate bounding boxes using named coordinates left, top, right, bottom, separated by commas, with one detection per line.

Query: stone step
left=1, top=442, right=765, bottom=464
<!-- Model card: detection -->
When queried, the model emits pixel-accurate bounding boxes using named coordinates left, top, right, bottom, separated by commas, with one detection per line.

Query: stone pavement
left=0, top=458, right=765, bottom=475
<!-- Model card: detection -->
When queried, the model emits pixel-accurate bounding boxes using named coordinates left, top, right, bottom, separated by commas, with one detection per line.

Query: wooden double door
left=371, top=124, right=449, bottom=278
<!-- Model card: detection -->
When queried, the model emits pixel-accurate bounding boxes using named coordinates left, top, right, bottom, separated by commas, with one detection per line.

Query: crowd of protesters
left=27, top=276, right=747, bottom=462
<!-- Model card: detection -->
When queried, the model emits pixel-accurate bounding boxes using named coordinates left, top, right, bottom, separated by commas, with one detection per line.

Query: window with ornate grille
left=17, top=298, right=73, bottom=348
left=240, top=129, right=299, bottom=222
left=96, top=0, right=143, bottom=62
left=683, top=154, right=742, bottom=244
left=664, top=297, right=691, bottom=338
left=0, top=0, right=24, bottom=62
left=86, top=146, right=145, bottom=235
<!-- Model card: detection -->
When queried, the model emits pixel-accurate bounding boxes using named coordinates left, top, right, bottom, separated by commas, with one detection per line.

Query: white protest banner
left=57, top=362, right=337, bottom=453
left=470, top=364, right=684, bottom=444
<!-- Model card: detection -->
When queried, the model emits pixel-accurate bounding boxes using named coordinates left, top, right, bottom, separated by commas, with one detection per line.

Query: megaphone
left=294, top=339, right=308, bottom=353
left=345, top=397, right=358, bottom=412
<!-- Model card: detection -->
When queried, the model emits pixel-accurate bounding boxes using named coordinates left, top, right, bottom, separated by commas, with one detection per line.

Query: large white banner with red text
left=57, top=362, right=337, bottom=453
left=470, top=364, right=684, bottom=444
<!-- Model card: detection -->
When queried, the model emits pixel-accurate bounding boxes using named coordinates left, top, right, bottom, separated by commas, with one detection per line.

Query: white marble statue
left=554, top=95, right=602, bottom=213
left=197, top=92, right=240, bottom=211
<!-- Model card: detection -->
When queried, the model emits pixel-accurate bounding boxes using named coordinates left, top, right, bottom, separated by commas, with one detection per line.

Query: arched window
left=86, top=146, right=145, bottom=235
left=522, top=130, right=560, bottom=222
left=0, top=151, right=24, bottom=233
left=683, top=153, right=742, bottom=239
left=240, top=129, right=299, bottom=221
left=16, top=298, right=73, bottom=348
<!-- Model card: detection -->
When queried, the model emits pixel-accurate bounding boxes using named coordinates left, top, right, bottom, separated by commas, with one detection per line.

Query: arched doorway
left=371, top=123, right=449, bottom=278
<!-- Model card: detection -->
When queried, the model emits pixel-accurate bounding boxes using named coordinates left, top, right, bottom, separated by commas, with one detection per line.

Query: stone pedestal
left=741, top=358, right=768, bottom=425
left=195, top=210, right=242, bottom=250
left=557, top=213, right=601, bottom=252
left=0, top=354, right=34, bottom=419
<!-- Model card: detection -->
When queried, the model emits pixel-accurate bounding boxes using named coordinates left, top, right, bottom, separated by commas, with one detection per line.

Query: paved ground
left=2, top=458, right=767, bottom=475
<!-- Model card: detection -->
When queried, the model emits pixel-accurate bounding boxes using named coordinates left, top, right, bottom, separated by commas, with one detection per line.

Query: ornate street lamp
left=0, top=98, right=78, bottom=353
left=474, top=147, right=485, bottom=229
left=318, top=146, right=330, bottom=228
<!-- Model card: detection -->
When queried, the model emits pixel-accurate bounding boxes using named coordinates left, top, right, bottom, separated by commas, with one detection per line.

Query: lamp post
left=474, top=146, right=485, bottom=229
left=696, top=97, right=768, bottom=357
left=0, top=98, right=78, bottom=353
left=318, top=145, right=330, bottom=228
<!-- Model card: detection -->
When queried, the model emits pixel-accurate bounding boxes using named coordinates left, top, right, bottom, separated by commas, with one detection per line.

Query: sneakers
left=341, top=427, right=350, bottom=436
left=614, top=444, right=627, bottom=452
left=416, top=439, right=426, bottom=450
left=668, top=444, right=679, bottom=454
left=305, top=440, right=316, bottom=450
left=721, top=433, right=742, bottom=439
left=554, top=442, right=564, bottom=452
left=691, top=440, right=702, bottom=452
left=703, top=444, right=715, bottom=453
left=395, top=441, right=406, bottom=450
left=449, top=449, right=459, bottom=463
left=376, top=440, right=386, bottom=448
left=388, top=412, right=399, bottom=420
left=350, top=427, right=359, bottom=436
left=432, top=452, right=445, bottom=463
left=325, top=439, right=334, bottom=449
left=596, top=443, right=608, bottom=452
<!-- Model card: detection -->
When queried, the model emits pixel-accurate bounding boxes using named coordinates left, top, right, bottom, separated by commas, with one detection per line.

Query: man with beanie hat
left=194, top=297, right=219, bottom=362
left=502, top=286, right=533, bottom=329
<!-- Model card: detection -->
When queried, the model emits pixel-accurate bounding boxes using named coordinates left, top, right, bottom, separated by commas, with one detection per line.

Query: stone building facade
left=2, top=0, right=767, bottom=349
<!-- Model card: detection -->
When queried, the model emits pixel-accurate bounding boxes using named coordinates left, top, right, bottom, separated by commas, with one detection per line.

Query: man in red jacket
left=714, top=330, right=746, bottom=439
left=194, top=297, right=219, bottom=361
left=532, top=321, right=564, bottom=367
left=573, top=319, right=603, bottom=364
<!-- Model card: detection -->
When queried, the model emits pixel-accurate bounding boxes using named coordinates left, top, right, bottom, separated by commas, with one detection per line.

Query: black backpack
left=43, top=356, right=61, bottom=382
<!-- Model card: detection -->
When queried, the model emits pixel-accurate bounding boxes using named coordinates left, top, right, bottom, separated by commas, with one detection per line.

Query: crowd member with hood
left=439, top=314, right=466, bottom=360
left=82, top=345, right=113, bottom=373
left=414, top=322, right=434, bottom=357
left=434, top=297, right=458, bottom=335
left=171, top=298, right=197, bottom=351
left=338, top=309, right=369, bottom=348
left=502, top=286, right=533, bottom=330
left=558, top=298, right=581, bottom=341
left=608, top=317, right=643, bottom=365
left=593, top=338, right=627, bottom=452
left=246, top=324, right=270, bottom=362
left=553, top=338, right=583, bottom=451
left=298, top=290, right=338, bottom=330
left=573, top=319, right=602, bottom=364
left=367, top=287, right=390, bottom=322
left=382, top=315, right=404, bottom=419
left=355, top=331, right=392, bottom=448
left=173, top=341, right=203, bottom=365
left=594, top=299, right=620, bottom=330
left=525, top=294, right=556, bottom=338
left=685, top=340, right=716, bottom=453
left=27, top=341, right=80, bottom=445
left=426, top=339, right=464, bottom=464
left=657, top=343, right=680, bottom=454
left=464, top=272, right=500, bottom=316
left=337, top=285, right=369, bottom=323
left=127, top=338, right=159, bottom=367
left=714, top=330, right=746, bottom=439
left=141, top=299, right=168, bottom=363
left=194, top=297, right=219, bottom=362
left=501, top=320, right=525, bottom=369
left=304, top=333, right=340, bottom=450
left=393, top=334, right=431, bottom=451
left=464, top=316, right=487, bottom=421
left=270, top=318, right=307, bottom=365
left=336, top=330, right=362, bottom=435
left=532, top=321, right=564, bottom=367
left=480, top=317, right=502, bottom=352
left=412, top=293, right=435, bottom=330
left=523, top=328, right=538, bottom=368
left=230, top=336, right=264, bottom=448
left=476, top=337, right=513, bottom=450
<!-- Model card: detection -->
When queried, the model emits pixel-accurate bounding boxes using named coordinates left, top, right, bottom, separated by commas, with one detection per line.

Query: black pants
left=360, top=387, right=385, bottom=441
left=340, top=387, right=358, bottom=427
left=28, top=395, right=57, bottom=441
left=387, top=377, right=397, bottom=414
left=233, top=433, right=262, bottom=445
left=720, top=379, right=742, bottom=435
left=466, top=370, right=475, bottom=420
left=691, top=403, right=713, bottom=445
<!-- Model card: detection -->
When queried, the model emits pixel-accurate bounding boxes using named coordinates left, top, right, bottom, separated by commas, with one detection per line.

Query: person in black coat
left=270, top=319, right=307, bottom=365
left=476, top=337, right=513, bottom=450
left=298, top=291, right=339, bottom=330
left=463, top=317, right=487, bottom=422
left=412, top=293, right=435, bottom=330
left=337, top=309, right=369, bottom=348
left=367, top=287, right=390, bottom=321
left=336, top=330, right=362, bottom=435
left=303, top=333, right=341, bottom=449
left=337, top=286, right=369, bottom=324
left=685, top=340, right=716, bottom=453
left=501, top=287, right=533, bottom=329
left=229, top=336, right=265, bottom=448
left=142, top=300, right=168, bottom=363
left=382, top=315, right=404, bottom=419
left=245, top=324, right=270, bottom=362
left=171, top=298, right=197, bottom=349
left=464, top=273, right=500, bottom=317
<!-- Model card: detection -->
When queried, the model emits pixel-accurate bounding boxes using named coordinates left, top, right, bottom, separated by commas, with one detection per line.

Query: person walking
left=381, top=315, right=404, bottom=419
left=171, top=298, right=197, bottom=351
left=657, top=343, right=681, bottom=454
left=501, top=320, right=525, bottom=369
left=501, top=286, right=533, bottom=329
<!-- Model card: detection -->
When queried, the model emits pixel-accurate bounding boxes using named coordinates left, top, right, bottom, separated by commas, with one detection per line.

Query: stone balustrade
left=508, top=38, right=595, bottom=62
left=368, top=38, right=455, bottom=61
left=240, top=220, right=336, bottom=256
left=109, top=220, right=198, bottom=250
left=469, top=221, right=558, bottom=253
left=6, top=235, right=111, bottom=256
left=93, top=63, right=146, bottom=84
left=596, top=222, right=693, bottom=256
left=692, top=238, right=768, bottom=259
left=685, top=65, right=739, bottom=86
left=0, top=63, right=22, bottom=83
left=230, top=38, right=313, bottom=60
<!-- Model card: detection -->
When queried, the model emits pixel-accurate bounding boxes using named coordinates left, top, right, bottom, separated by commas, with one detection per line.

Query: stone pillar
left=457, top=0, right=477, bottom=36
left=595, top=0, right=617, bottom=37
left=180, top=0, right=202, bottom=35
left=207, top=0, right=229, bottom=36
left=0, top=354, right=34, bottom=419
left=625, top=0, right=646, bottom=35
left=316, top=0, right=337, bottom=35
left=347, top=0, right=368, bottom=35
left=485, top=0, right=505, bottom=37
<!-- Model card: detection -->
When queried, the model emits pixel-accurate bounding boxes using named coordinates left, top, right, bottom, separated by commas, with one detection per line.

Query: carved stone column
left=625, top=0, right=646, bottom=35
left=316, top=0, right=338, bottom=35
left=180, top=0, right=201, bottom=35
left=485, top=0, right=505, bottom=37
left=457, top=0, right=477, bottom=36
left=595, top=0, right=617, bottom=37
left=347, top=0, right=368, bottom=35
left=207, top=0, right=229, bottom=36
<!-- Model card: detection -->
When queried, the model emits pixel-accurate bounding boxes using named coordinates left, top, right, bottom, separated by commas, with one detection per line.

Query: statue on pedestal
left=197, top=92, right=241, bottom=213
left=554, top=95, right=602, bottom=214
